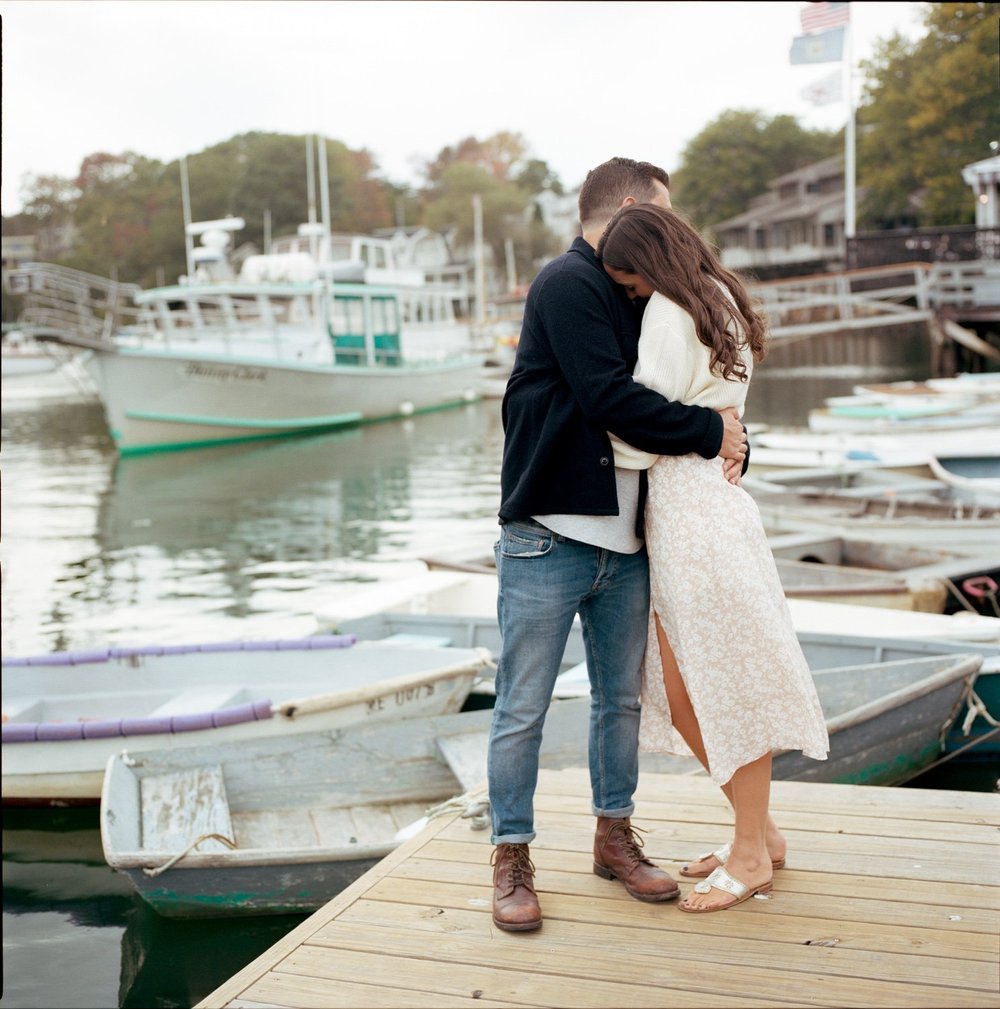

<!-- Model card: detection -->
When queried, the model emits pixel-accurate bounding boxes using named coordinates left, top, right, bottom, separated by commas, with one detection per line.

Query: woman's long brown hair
left=596, top=204, right=767, bottom=381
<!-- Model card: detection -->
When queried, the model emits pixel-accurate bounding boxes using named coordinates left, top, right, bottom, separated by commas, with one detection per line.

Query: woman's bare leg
left=680, top=752, right=774, bottom=911
left=653, top=614, right=786, bottom=876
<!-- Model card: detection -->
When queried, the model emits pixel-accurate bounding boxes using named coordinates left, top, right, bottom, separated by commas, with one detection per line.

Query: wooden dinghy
left=2, top=635, right=492, bottom=805
left=100, top=651, right=984, bottom=918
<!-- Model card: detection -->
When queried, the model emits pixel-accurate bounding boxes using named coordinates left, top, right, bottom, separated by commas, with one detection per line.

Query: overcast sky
left=1, top=1, right=927, bottom=217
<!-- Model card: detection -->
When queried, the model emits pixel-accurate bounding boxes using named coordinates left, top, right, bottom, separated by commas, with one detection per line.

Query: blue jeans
left=487, top=519, right=650, bottom=844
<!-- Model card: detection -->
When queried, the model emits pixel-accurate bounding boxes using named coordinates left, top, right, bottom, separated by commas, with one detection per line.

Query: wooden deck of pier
left=196, top=769, right=1000, bottom=1009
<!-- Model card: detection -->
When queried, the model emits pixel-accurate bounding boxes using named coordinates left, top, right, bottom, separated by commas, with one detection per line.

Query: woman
left=595, top=204, right=829, bottom=913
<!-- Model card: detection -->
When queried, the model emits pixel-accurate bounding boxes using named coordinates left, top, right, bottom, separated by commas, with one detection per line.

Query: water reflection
left=0, top=358, right=964, bottom=1009
left=3, top=394, right=505, bottom=655
left=0, top=806, right=306, bottom=1009
left=2, top=808, right=133, bottom=1008
left=98, top=407, right=503, bottom=558
left=118, top=902, right=308, bottom=1009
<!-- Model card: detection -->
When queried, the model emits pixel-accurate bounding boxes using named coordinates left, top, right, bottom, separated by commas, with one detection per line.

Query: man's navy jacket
left=498, top=237, right=727, bottom=530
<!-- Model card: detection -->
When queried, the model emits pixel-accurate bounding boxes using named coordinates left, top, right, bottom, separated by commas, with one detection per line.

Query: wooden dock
left=196, top=768, right=1000, bottom=1008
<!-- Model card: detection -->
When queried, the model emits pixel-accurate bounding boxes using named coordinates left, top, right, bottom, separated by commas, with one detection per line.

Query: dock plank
left=346, top=878, right=996, bottom=988
left=382, top=854, right=1000, bottom=944
left=195, top=770, right=1000, bottom=1009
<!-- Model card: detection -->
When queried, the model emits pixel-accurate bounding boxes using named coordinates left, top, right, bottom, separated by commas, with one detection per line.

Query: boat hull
left=114, top=854, right=385, bottom=918
left=755, top=496, right=1000, bottom=548
left=773, top=658, right=976, bottom=785
left=1, top=638, right=490, bottom=804
left=102, top=653, right=984, bottom=917
left=83, top=349, right=482, bottom=455
left=332, top=584, right=1000, bottom=756
left=1, top=353, right=61, bottom=376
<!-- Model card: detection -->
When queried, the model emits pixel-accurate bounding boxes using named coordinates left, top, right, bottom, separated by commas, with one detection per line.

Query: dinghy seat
left=436, top=731, right=489, bottom=792
left=140, top=764, right=235, bottom=853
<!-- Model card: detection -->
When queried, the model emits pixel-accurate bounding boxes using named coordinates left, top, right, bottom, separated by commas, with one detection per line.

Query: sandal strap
left=694, top=866, right=749, bottom=898
left=693, top=842, right=732, bottom=864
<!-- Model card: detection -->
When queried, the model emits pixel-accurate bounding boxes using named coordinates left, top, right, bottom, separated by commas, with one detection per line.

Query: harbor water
left=2, top=358, right=995, bottom=1009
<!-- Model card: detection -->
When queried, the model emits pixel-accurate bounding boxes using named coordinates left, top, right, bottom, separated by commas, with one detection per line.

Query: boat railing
left=749, top=260, right=1000, bottom=345
left=4, top=262, right=152, bottom=347
left=750, top=263, right=935, bottom=342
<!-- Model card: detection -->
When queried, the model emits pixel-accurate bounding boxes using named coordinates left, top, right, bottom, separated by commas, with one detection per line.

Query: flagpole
left=844, top=13, right=856, bottom=239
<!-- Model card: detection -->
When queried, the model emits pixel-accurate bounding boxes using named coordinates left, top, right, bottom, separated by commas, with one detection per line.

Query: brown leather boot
left=491, top=843, right=542, bottom=931
left=593, top=816, right=680, bottom=902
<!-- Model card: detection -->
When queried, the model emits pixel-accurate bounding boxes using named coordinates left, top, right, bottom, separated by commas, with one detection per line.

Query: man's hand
left=718, top=408, right=746, bottom=485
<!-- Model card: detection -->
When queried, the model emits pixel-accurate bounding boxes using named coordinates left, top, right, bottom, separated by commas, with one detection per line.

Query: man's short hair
left=578, top=157, right=670, bottom=230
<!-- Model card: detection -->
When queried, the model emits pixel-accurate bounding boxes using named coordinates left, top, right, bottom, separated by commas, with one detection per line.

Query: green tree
left=420, top=132, right=563, bottom=279
left=424, top=131, right=531, bottom=185
left=184, top=133, right=394, bottom=256
left=15, top=173, right=79, bottom=231
left=515, top=158, right=564, bottom=197
left=423, top=161, right=529, bottom=258
left=11, top=133, right=398, bottom=287
left=60, top=152, right=182, bottom=286
left=857, top=2, right=998, bottom=227
left=670, top=111, right=840, bottom=233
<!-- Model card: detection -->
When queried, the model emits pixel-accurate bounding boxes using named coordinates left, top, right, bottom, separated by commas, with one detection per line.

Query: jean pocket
left=499, top=523, right=555, bottom=559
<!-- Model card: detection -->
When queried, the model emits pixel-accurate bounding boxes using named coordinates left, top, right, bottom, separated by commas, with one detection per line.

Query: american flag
left=800, top=1, right=850, bottom=34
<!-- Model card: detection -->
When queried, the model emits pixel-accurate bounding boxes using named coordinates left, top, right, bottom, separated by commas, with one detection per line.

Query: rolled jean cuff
left=491, top=831, right=535, bottom=846
left=591, top=802, right=635, bottom=819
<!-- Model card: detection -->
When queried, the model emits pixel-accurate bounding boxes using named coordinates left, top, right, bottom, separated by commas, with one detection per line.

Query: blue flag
left=789, top=25, right=845, bottom=64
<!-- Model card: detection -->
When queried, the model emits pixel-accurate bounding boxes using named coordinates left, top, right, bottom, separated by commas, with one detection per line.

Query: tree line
left=4, top=2, right=994, bottom=299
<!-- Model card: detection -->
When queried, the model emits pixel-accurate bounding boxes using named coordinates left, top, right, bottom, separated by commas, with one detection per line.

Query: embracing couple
left=487, top=156, right=829, bottom=928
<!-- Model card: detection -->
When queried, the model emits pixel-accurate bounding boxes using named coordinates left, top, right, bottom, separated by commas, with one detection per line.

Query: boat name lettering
left=366, top=697, right=385, bottom=713
left=182, top=363, right=267, bottom=383
left=395, top=684, right=434, bottom=705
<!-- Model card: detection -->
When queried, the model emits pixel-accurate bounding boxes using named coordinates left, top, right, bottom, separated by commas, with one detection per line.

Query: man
left=488, top=157, right=748, bottom=932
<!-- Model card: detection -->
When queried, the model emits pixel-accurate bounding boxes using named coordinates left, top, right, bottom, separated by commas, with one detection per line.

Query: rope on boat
left=142, top=832, right=237, bottom=877
left=425, top=789, right=490, bottom=830
left=909, top=725, right=1000, bottom=783
left=961, top=688, right=1000, bottom=734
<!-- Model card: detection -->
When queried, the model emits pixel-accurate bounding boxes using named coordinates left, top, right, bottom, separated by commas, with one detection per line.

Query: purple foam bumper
left=3, top=697, right=275, bottom=743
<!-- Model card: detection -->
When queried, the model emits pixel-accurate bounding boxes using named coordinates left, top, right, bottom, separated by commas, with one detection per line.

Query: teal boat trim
left=124, top=409, right=365, bottom=430
left=116, top=396, right=480, bottom=456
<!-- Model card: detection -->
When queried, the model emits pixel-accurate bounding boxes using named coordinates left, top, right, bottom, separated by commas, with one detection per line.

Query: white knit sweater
left=612, top=290, right=752, bottom=470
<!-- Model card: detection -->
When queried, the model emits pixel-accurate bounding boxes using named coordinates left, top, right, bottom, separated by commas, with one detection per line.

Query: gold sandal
left=680, top=842, right=785, bottom=878
left=679, top=865, right=772, bottom=913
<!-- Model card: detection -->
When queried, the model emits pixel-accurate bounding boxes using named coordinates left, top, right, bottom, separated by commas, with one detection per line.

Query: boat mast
left=180, top=155, right=195, bottom=282
left=317, top=134, right=333, bottom=260
left=306, top=134, right=318, bottom=260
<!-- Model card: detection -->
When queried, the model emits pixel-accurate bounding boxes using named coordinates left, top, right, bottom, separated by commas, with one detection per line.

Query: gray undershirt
left=533, top=467, right=644, bottom=554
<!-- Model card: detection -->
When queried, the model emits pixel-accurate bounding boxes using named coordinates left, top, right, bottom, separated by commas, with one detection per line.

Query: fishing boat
left=926, top=371, right=1000, bottom=399
left=747, top=447, right=1000, bottom=509
left=927, top=451, right=1000, bottom=502
left=748, top=425, right=999, bottom=477
left=6, top=139, right=492, bottom=456
left=839, top=380, right=979, bottom=408
left=99, top=650, right=985, bottom=917
left=1, top=331, right=70, bottom=377
left=14, top=231, right=487, bottom=455
left=806, top=400, right=1000, bottom=434
left=325, top=571, right=1000, bottom=751
left=766, top=531, right=1000, bottom=615
left=100, top=711, right=492, bottom=918
left=1, top=635, right=492, bottom=805
left=750, top=484, right=1000, bottom=549
left=418, top=539, right=954, bottom=614
left=772, top=557, right=948, bottom=612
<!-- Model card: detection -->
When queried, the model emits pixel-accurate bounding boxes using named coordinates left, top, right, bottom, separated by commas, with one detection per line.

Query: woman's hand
left=718, top=408, right=746, bottom=485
